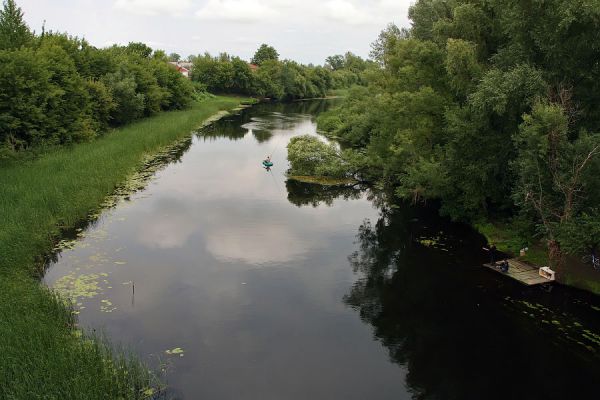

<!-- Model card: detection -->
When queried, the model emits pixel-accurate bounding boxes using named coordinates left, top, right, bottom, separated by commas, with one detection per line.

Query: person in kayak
left=264, top=156, right=271, bottom=163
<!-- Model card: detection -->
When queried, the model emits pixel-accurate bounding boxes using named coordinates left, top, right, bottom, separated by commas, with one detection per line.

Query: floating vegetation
left=54, top=272, right=104, bottom=301
left=114, top=261, right=127, bottom=265
left=165, top=347, right=185, bottom=357
left=100, top=299, right=117, bottom=313
left=89, top=253, right=109, bottom=263
left=417, top=235, right=449, bottom=251
left=419, top=239, right=437, bottom=247
left=503, top=298, right=600, bottom=355
left=53, top=238, right=78, bottom=251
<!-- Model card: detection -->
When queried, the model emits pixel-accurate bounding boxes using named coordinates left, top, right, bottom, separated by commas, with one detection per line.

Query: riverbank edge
left=286, top=175, right=359, bottom=186
left=0, top=96, right=252, bottom=398
left=475, top=221, right=600, bottom=295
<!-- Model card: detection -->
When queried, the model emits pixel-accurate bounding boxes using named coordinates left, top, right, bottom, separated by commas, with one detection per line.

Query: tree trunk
left=548, top=239, right=563, bottom=271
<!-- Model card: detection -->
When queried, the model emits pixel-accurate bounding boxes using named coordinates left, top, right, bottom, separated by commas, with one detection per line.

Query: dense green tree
left=168, top=52, right=181, bottom=62
left=556, top=210, right=600, bottom=257
left=125, top=42, right=152, bottom=58
left=325, top=55, right=345, bottom=71
left=153, top=60, right=194, bottom=110
left=444, top=39, right=482, bottom=101
left=0, top=48, right=52, bottom=149
left=253, top=59, right=284, bottom=99
left=36, top=42, right=95, bottom=144
left=369, top=23, right=407, bottom=65
left=101, top=67, right=144, bottom=125
left=513, top=102, right=600, bottom=266
left=85, top=79, right=115, bottom=132
left=251, top=43, right=279, bottom=65
left=0, top=0, right=31, bottom=50
left=311, top=0, right=600, bottom=267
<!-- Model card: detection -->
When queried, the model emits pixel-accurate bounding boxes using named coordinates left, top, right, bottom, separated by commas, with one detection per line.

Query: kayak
left=262, top=161, right=274, bottom=167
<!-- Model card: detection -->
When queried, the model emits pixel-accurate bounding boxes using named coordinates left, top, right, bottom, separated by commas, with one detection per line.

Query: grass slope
left=0, top=96, right=246, bottom=399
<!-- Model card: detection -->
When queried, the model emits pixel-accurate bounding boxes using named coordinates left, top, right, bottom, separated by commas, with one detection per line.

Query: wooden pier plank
left=483, top=259, right=553, bottom=286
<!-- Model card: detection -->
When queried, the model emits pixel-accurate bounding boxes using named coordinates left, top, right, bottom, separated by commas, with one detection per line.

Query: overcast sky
left=17, top=0, right=414, bottom=64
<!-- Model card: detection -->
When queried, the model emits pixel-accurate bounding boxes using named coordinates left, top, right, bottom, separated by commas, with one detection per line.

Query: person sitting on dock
left=499, top=259, right=509, bottom=273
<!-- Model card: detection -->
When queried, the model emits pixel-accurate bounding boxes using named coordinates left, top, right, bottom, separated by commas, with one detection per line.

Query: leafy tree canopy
left=0, top=0, right=31, bottom=50
left=251, top=43, right=279, bottom=66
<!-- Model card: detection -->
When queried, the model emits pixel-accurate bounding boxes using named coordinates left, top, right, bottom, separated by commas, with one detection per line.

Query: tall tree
left=325, top=54, right=345, bottom=71
left=513, top=101, right=600, bottom=268
left=369, top=23, right=407, bottom=64
left=251, top=44, right=279, bottom=66
left=0, top=0, right=31, bottom=50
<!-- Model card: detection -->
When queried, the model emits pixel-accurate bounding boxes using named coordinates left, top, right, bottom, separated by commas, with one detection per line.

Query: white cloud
left=22, top=0, right=416, bottom=64
left=205, top=224, right=311, bottom=264
left=323, top=0, right=373, bottom=25
left=115, top=0, right=194, bottom=16
left=196, top=0, right=279, bottom=23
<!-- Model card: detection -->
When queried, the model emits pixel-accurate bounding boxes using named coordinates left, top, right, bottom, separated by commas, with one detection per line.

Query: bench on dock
left=483, top=259, right=553, bottom=286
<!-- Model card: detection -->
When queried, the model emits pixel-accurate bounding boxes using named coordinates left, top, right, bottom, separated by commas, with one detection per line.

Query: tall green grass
left=0, top=96, right=246, bottom=398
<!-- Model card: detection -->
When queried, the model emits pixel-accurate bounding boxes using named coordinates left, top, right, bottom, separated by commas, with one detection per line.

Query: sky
left=17, top=0, right=414, bottom=64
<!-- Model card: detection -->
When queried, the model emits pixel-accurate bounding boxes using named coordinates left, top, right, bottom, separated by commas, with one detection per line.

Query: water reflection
left=344, top=206, right=600, bottom=399
left=200, top=100, right=336, bottom=143
left=286, top=180, right=364, bottom=208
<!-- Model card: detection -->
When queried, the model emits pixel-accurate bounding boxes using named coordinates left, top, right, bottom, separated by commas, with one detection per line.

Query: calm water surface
left=45, top=101, right=600, bottom=399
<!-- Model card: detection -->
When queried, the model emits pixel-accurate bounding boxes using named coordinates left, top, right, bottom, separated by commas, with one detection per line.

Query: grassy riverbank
left=0, top=96, right=248, bottom=398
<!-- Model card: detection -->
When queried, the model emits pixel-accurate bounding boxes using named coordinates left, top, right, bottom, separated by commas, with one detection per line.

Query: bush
left=287, top=135, right=350, bottom=178
left=317, top=111, right=343, bottom=135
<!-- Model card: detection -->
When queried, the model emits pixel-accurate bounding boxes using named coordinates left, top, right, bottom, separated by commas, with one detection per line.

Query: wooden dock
left=483, top=258, right=553, bottom=286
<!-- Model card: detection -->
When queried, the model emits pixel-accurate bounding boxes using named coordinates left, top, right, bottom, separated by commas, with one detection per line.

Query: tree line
left=0, top=0, right=370, bottom=155
left=294, top=0, right=600, bottom=267
left=190, top=44, right=370, bottom=100
left=0, top=0, right=197, bottom=155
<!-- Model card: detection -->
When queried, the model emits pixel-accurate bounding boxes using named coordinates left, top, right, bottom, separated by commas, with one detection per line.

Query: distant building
left=248, top=63, right=259, bottom=71
left=168, top=61, right=192, bottom=78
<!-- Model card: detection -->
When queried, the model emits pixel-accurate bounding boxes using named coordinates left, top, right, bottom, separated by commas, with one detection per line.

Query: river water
left=45, top=101, right=600, bottom=399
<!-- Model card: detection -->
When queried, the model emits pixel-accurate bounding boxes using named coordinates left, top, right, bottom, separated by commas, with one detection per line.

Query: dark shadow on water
left=285, top=179, right=365, bottom=208
left=344, top=206, right=600, bottom=400
left=282, top=179, right=600, bottom=399
left=199, top=117, right=248, bottom=141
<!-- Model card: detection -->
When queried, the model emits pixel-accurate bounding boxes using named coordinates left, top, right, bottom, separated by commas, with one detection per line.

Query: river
left=44, top=100, right=600, bottom=399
